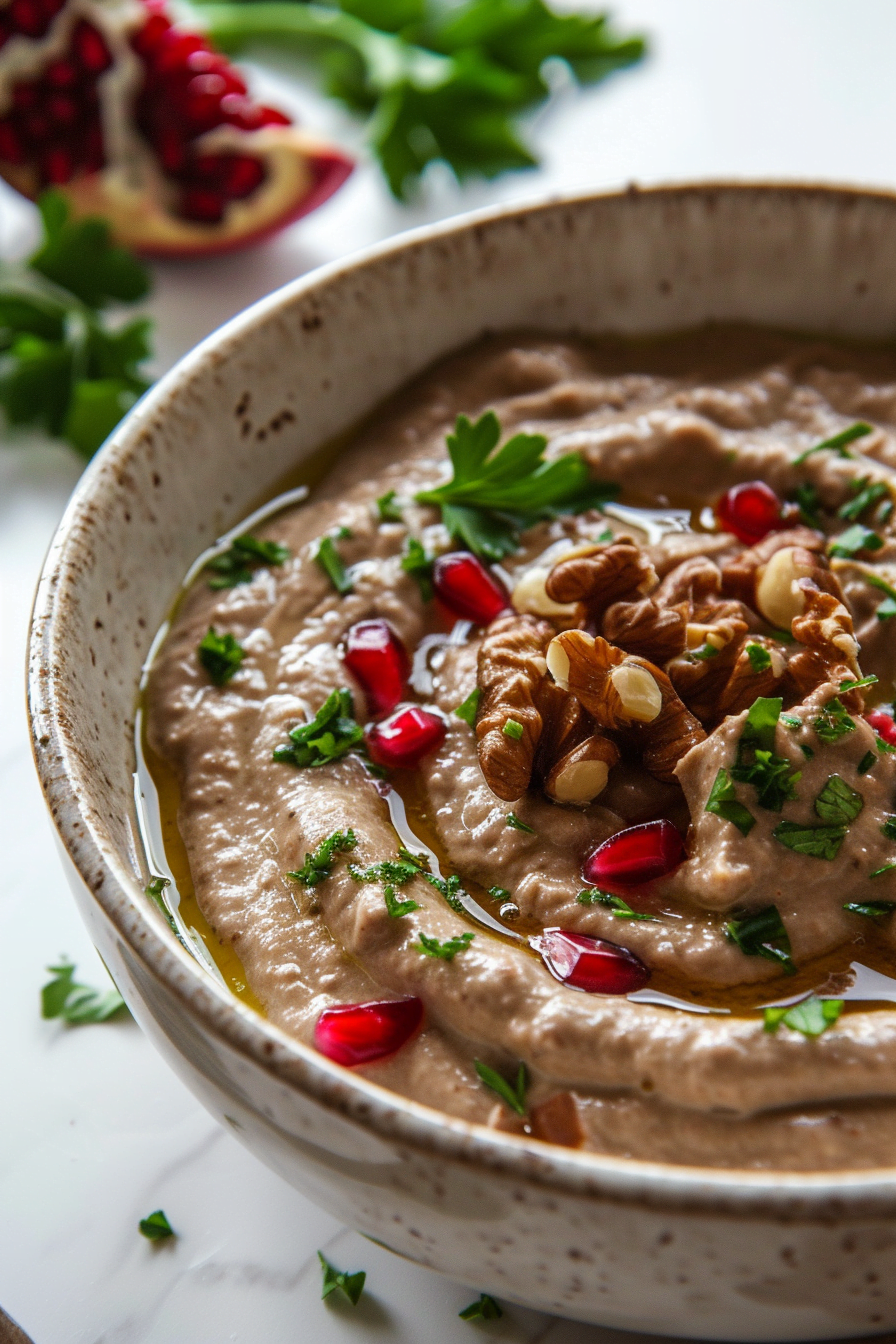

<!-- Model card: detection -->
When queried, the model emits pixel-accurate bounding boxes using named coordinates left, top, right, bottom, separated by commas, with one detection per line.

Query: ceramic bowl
left=28, top=183, right=896, bottom=1342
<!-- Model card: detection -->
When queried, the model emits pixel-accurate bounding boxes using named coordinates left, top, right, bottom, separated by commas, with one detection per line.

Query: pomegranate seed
left=47, top=94, right=78, bottom=126
left=72, top=22, right=112, bottom=75
left=182, top=72, right=228, bottom=130
left=224, top=154, right=265, bottom=199
left=432, top=552, right=508, bottom=624
left=584, top=820, right=685, bottom=888
left=531, top=928, right=650, bottom=995
left=9, top=0, right=46, bottom=38
left=715, top=480, right=788, bottom=546
left=46, top=59, right=77, bottom=89
left=219, top=92, right=262, bottom=129
left=24, top=112, right=51, bottom=145
left=153, top=124, right=187, bottom=174
left=343, top=619, right=410, bottom=719
left=179, top=186, right=225, bottom=223
left=314, top=998, right=423, bottom=1066
left=366, top=705, right=446, bottom=770
left=12, top=84, right=37, bottom=112
left=132, top=12, right=171, bottom=58
left=257, top=105, right=291, bottom=126
left=0, top=120, right=25, bottom=164
left=154, top=31, right=206, bottom=77
left=41, top=146, right=73, bottom=185
left=866, top=709, right=896, bottom=746
left=185, top=48, right=226, bottom=75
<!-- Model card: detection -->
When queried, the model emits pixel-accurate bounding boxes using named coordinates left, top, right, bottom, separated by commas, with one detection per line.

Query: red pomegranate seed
left=866, top=709, right=896, bottom=746
left=41, top=146, right=73, bottom=185
left=584, top=820, right=685, bottom=888
left=314, top=998, right=423, bottom=1066
left=132, top=12, right=171, bottom=58
left=154, top=125, right=187, bottom=174
left=531, top=928, right=650, bottom=994
left=45, top=59, right=77, bottom=89
left=715, top=480, right=788, bottom=546
left=219, top=92, right=262, bottom=129
left=224, top=154, right=265, bottom=199
left=432, top=552, right=508, bottom=624
left=366, top=705, right=446, bottom=770
left=9, top=0, right=46, bottom=37
left=179, top=186, right=225, bottom=222
left=0, top=120, right=24, bottom=164
left=343, top=619, right=410, bottom=719
left=257, top=105, right=291, bottom=126
left=72, top=22, right=112, bottom=74
left=182, top=72, right=229, bottom=130
left=47, top=94, right=78, bottom=126
left=154, top=31, right=206, bottom=77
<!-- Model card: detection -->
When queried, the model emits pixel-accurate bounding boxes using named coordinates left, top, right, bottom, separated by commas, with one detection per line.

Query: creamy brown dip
left=146, top=328, right=896, bottom=1170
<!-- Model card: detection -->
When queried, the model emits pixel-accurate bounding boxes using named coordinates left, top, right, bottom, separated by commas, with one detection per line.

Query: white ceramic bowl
left=28, top=184, right=896, bottom=1342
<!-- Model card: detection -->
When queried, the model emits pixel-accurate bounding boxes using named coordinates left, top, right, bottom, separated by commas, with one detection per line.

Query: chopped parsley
left=883, top=818, right=896, bottom=841
left=725, top=906, right=794, bottom=973
left=792, top=481, right=822, bottom=528
left=577, top=888, right=657, bottom=920
left=138, top=1210, right=175, bottom=1241
left=474, top=1059, right=527, bottom=1116
left=773, top=820, right=848, bottom=860
left=197, top=627, right=244, bottom=685
left=763, top=996, right=843, bottom=1037
left=745, top=642, right=772, bottom=673
left=812, top=696, right=856, bottom=744
left=800, top=744, right=815, bottom=759
left=318, top=1251, right=365, bottom=1306
left=41, top=959, right=127, bottom=1024
left=814, top=774, right=864, bottom=826
left=878, top=596, right=896, bottom=620
left=690, top=641, right=719, bottom=661
left=314, top=534, right=352, bottom=594
left=838, top=479, right=890, bottom=522
left=871, top=863, right=896, bottom=879
left=348, top=858, right=420, bottom=885
left=454, top=687, right=481, bottom=727
left=704, top=767, right=756, bottom=836
left=858, top=751, right=877, bottom=775
left=377, top=489, right=402, bottom=521
left=780, top=713, right=803, bottom=730
left=876, top=735, right=896, bottom=755
left=416, top=931, right=475, bottom=960
left=205, top=534, right=290, bottom=588
left=414, top=411, right=619, bottom=561
left=401, top=536, right=434, bottom=600
left=828, top=523, right=884, bottom=559
left=398, top=845, right=428, bottom=869
left=793, top=421, right=873, bottom=465
left=384, top=884, right=420, bottom=918
left=459, top=1294, right=503, bottom=1322
left=506, top=812, right=535, bottom=833
left=488, top=886, right=510, bottom=902
left=423, top=871, right=466, bottom=913
left=273, top=687, right=365, bottom=768
left=503, top=719, right=524, bottom=740
left=287, top=829, right=357, bottom=886
left=845, top=900, right=896, bottom=918
left=840, top=675, right=878, bottom=692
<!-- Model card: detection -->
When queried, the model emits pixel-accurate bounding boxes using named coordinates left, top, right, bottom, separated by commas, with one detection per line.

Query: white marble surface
left=5, top=2, right=896, bottom=1339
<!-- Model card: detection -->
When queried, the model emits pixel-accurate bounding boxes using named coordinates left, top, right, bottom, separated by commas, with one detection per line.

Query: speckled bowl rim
left=28, top=180, right=896, bottom=1219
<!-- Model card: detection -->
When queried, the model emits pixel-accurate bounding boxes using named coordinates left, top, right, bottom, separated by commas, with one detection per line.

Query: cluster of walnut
left=476, top=528, right=865, bottom=805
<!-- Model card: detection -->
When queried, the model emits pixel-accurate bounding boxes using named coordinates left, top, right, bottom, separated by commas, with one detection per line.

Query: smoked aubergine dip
left=145, top=327, right=896, bottom=1171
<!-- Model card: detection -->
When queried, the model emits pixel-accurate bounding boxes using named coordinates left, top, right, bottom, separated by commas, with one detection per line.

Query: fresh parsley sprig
left=318, top=1251, right=366, bottom=1306
left=288, top=829, right=357, bottom=886
left=730, top=698, right=800, bottom=812
left=793, top=421, right=873, bottom=466
left=474, top=1058, right=527, bottom=1115
left=384, top=884, right=420, bottom=917
left=416, top=930, right=475, bottom=959
left=41, top=959, right=128, bottom=1025
left=704, top=767, right=756, bottom=836
left=273, top=688, right=365, bottom=767
left=577, top=888, right=657, bottom=920
left=459, top=1293, right=502, bottom=1322
left=198, top=627, right=245, bottom=685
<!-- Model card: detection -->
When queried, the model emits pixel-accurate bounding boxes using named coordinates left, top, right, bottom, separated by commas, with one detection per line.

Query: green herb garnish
left=506, top=811, right=535, bottom=833
left=41, top=959, right=128, bottom=1025
left=745, top=642, right=772, bottom=673
left=576, top=888, right=656, bottom=919
left=205, top=534, right=290, bottom=588
left=348, top=858, right=420, bottom=885
left=315, top=534, right=353, bottom=594
left=138, top=1210, right=175, bottom=1241
left=793, top=421, right=873, bottom=465
left=812, top=696, right=856, bottom=744
left=273, top=687, right=365, bottom=768
left=198, top=627, right=244, bottom=685
left=704, top=767, right=756, bottom=836
left=861, top=573, right=896, bottom=623
left=423, top=871, right=466, bottom=913
left=414, top=411, right=619, bottom=560
left=814, top=774, right=864, bottom=826
left=773, top=820, right=848, bottom=860
left=858, top=751, right=877, bottom=775
left=502, top=719, right=524, bottom=740
left=690, top=642, right=719, bottom=661
left=838, top=479, right=890, bottom=521
left=792, top=481, right=822, bottom=528
left=474, top=1059, right=527, bottom=1116
left=384, top=884, right=420, bottom=917
left=839, top=675, right=878, bottom=692
left=763, top=997, right=843, bottom=1037
left=454, top=687, right=481, bottom=726
left=883, top=818, right=896, bottom=840
left=401, top=536, right=434, bottom=600
left=416, top=930, right=475, bottom=960
left=377, top=489, right=402, bottom=521
left=318, top=1251, right=365, bottom=1306
left=871, top=863, right=896, bottom=879
left=287, top=829, right=357, bottom=886
left=398, top=845, right=428, bottom=869
left=459, top=1293, right=503, bottom=1322
left=828, top=523, right=884, bottom=559
left=845, top=900, right=896, bottom=918
left=800, top=744, right=815, bottom=759
left=0, top=191, right=153, bottom=457
left=488, top=885, right=510, bottom=902
left=725, top=906, right=794, bottom=973
left=780, top=713, right=803, bottom=730
left=878, top=596, right=896, bottom=620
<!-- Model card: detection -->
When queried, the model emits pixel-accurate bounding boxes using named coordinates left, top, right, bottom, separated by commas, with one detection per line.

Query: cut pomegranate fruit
left=343, top=619, right=410, bottom=720
left=866, top=709, right=896, bottom=746
left=0, top=0, right=352, bottom=256
left=366, top=705, right=446, bottom=770
left=432, top=552, right=509, bottom=625
left=584, top=820, right=685, bottom=887
left=715, top=481, right=790, bottom=545
left=531, top=928, right=650, bottom=994
left=314, top=998, right=424, bottom=1067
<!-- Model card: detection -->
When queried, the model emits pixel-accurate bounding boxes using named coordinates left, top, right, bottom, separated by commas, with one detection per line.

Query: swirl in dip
left=146, top=328, right=896, bottom=1170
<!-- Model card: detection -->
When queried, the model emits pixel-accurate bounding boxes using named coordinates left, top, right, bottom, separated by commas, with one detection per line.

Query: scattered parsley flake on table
left=318, top=1251, right=366, bottom=1305
left=459, top=1292, right=503, bottom=1322
left=139, top=1210, right=176, bottom=1241
left=41, top=959, right=128, bottom=1025
left=474, top=1059, right=527, bottom=1115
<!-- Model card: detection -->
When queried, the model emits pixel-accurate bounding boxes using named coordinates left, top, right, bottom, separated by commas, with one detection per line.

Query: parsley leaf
left=502, top=718, right=524, bottom=740
left=690, top=641, right=719, bottom=661
left=454, top=687, right=481, bottom=726
left=318, top=1251, right=366, bottom=1306
left=793, top=421, right=873, bottom=465
left=763, top=996, right=843, bottom=1037
left=273, top=687, right=365, bottom=767
left=838, top=479, right=890, bottom=521
left=474, top=1058, right=527, bottom=1115
left=384, top=883, right=420, bottom=917
left=41, top=959, right=127, bottom=1024
left=315, top=534, right=353, bottom=594
left=459, top=1293, right=503, bottom=1322
left=416, top=930, right=475, bottom=959
left=704, top=767, right=756, bottom=836
left=828, top=523, right=884, bottom=559
left=814, top=774, right=864, bottom=826
left=791, top=481, right=822, bottom=528
left=287, top=829, right=357, bottom=886
left=197, top=627, right=245, bottom=685
left=857, top=751, right=877, bottom=775
left=576, top=888, right=657, bottom=919
left=488, top=885, right=510, bottom=902
left=401, top=536, right=434, bottom=599
left=423, top=871, right=466, bottom=912
left=205, top=534, right=290, bottom=588
left=745, top=642, right=772, bottom=673
left=840, top=675, right=878, bottom=692
left=871, top=863, right=896, bottom=879
left=812, top=696, right=856, bottom=744
left=138, top=1210, right=175, bottom=1241
left=845, top=900, right=896, bottom=918
left=31, top=191, right=150, bottom=307
left=506, top=811, right=535, bottom=833
left=377, top=489, right=403, bottom=521
left=725, top=906, right=795, bottom=973
left=883, top=818, right=896, bottom=841
left=348, top=858, right=420, bottom=885
left=773, top=820, right=848, bottom=860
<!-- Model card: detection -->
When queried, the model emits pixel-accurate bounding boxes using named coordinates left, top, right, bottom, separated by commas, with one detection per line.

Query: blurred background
left=3, top=2, right=896, bottom=1340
